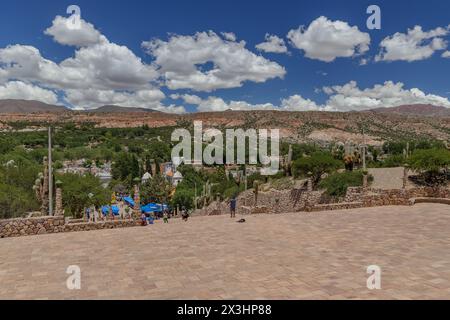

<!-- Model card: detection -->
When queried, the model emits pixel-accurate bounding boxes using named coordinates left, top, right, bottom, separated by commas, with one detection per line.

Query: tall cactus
left=253, top=180, right=260, bottom=206
left=55, top=180, right=64, bottom=216
left=33, top=157, right=50, bottom=216
left=286, top=144, right=293, bottom=176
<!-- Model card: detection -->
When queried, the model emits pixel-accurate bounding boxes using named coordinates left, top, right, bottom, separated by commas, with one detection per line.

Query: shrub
left=292, top=152, right=342, bottom=185
left=57, top=173, right=111, bottom=218
left=407, top=148, right=450, bottom=186
left=408, top=148, right=450, bottom=173
left=381, top=154, right=406, bottom=168
left=172, top=188, right=194, bottom=210
left=319, top=171, right=371, bottom=198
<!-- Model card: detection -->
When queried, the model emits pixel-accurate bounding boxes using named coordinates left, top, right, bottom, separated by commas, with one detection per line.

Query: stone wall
left=345, top=187, right=450, bottom=207
left=0, top=216, right=140, bottom=239
left=194, top=188, right=323, bottom=216
left=0, top=216, right=65, bottom=238
left=6, top=186, right=447, bottom=238
left=194, top=185, right=450, bottom=217
left=64, top=220, right=139, bottom=233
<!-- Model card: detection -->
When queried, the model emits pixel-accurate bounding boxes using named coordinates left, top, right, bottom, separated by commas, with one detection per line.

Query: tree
left=111, top=152, right=140, bottom=182
left=146, top=141, right=171, bottom=163
left=0, top=158, right=40, bottom=219
left=407, top=148, right=450, bottom=185
left=0, top=184, right=39, bottom=219
left=140, top=174, right=173, bottom=204
left=292, top=152, right=342, bottom=185
left=319, top=171, right=370, bottom=198
left=57, top=173, right=110, bottom=218
left=172, top=188, right=194, bottom=210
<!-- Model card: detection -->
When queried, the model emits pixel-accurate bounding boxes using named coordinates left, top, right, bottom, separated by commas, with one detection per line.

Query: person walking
left=230, top=196, right=237, bottom=218
left=181, top=207, right=189, bottom=222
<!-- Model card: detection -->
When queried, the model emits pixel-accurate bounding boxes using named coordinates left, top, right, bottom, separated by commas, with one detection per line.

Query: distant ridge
left=0, top=99, right=67, bottom=113
left=0, top=100, right=448, bottom=118
left=88, top=105, right=160, bottom=113
left=369, top=104, right=450, bottom=117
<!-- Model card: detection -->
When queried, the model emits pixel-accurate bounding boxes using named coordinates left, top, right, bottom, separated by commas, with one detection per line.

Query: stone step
left=310, top=202, right=364, bottom=212
left=410, top=198, right=450, bottom=205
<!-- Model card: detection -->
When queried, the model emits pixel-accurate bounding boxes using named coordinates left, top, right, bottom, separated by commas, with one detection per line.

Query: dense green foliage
left=57, top=173, right=110, bottom=218
left=0, top=153, right=41, bottom=218
left=408, top=149, right=450, bottom=173
left=0, top=122, right=448, bottom=219
left=319, top=171, right=370, bottom=198
left=111, top=152, right=140, bottom=186
left=382, top=140, right=445, bottom=155
left=292, top=152, right=342, bottom=184
left=407, top=149, right=450, bottom=186
left=171, top=188, right=194, bottom=210
left=141, top=174, right=172, bottom=204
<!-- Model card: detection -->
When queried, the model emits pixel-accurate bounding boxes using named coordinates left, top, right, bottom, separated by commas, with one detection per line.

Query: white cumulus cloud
left=63, top=88, right=172, bottom=110
left=172, top=93, right=332, bottom=112
left=256, top=34, right=288, bottom=54
left=142, top=31, right=286, bottom=92
left=287, top=16, right=370, bottom=62
left=44, top=15, right=107, bottom=47
left=0, top=16, right=168, bottom=111
left=281, top=94, right=334, bottom=111
left=323, top=81, right=450, bottom=110
left=441, top=51, right=450, bottom=58
left=170, top=94, right=203, bottom=105
left=0, top=81, right=58, bottom=104
left=376, top=25, right=450, bottom=62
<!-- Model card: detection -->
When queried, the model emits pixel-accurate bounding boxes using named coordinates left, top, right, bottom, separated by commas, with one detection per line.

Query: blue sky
left=0, top=0, right=449, bottom=112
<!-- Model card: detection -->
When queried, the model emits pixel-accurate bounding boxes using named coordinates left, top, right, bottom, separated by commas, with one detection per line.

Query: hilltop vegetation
left=0, top=119, right=448, bottom=219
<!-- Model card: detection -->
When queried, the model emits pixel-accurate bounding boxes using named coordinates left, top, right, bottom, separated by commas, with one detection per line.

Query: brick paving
left=1, top=204, right=450, bottom=300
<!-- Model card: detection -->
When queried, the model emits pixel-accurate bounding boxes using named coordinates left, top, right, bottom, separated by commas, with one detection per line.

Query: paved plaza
left=1, top=204, right=450, bottom=300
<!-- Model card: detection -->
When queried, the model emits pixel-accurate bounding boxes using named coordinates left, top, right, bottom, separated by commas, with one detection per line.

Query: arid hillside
left=0, top=101, right=449, bottom=146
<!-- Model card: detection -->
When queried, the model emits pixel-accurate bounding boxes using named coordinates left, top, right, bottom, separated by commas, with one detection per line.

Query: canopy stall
left=101, top=205, right=120, bottom=216
left=123, top=196, right=135, bottom=207
left=141, top=203, right=169, bottom=213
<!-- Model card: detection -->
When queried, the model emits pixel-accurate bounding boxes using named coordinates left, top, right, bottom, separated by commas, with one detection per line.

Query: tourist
left=230, top=196, right=237, bottom=218
left=163, top=210, right=169, bottom=224
left=141, top=213, right=147, bottom=226
left=86, top=207, right=91, bottom=222
left=93, top=207, right=99, bottom=223
left=181, top=207, right=189, bottom=222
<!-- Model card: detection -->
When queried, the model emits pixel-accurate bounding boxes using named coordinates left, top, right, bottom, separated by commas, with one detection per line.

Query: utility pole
left=48, top=127, right=53, bottom=216
left=362, top=120, right=367, bottom=171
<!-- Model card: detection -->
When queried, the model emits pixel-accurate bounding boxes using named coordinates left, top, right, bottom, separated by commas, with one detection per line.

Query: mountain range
left=0, top=99, right=449, bottom=145
left=85, top=105, right=160, bottom=113
left=0, top=99, right=68, bottom=113
left=0, top=100, right=162, bottom=113
left=369, top=104, right=450, bottom=117
left=0, top=99, right=449, bottom=117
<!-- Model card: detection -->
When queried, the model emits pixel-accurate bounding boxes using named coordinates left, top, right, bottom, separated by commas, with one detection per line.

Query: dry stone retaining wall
left=195, top=188, right=323, bottom=216
left=345, top=187, right=450, bottom=207
left=3, top=187, right=448, bottom=238
left=0, top=216, right=139, bottom=239
left=195, top=186, right=449, bottom=217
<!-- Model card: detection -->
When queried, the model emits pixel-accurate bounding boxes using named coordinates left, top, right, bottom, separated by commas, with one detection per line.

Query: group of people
left=85, top=202, right=131, bottom=223
left=140, top=209, right=181, bottom=226
left=85, top=207, right=100, bottom=222
left=85, top=196, right=239, bottom=225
